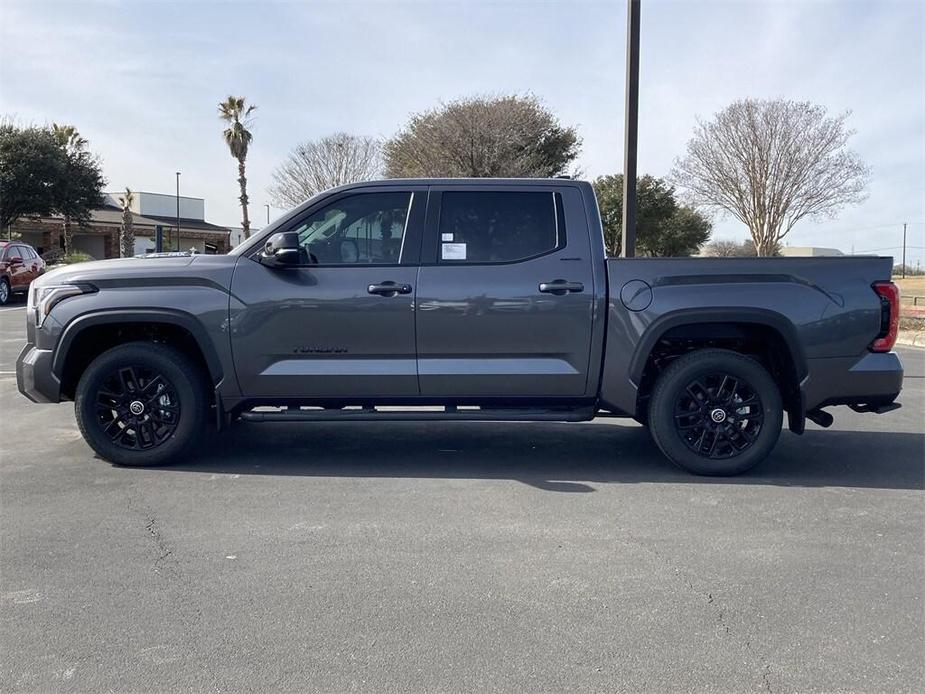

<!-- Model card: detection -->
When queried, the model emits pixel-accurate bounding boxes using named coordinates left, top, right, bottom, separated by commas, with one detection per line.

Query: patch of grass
left=59, top=251, right=95, bottom=265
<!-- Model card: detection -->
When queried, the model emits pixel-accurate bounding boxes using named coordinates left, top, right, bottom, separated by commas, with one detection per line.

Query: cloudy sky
left=2, top=0, right=923, bottom=264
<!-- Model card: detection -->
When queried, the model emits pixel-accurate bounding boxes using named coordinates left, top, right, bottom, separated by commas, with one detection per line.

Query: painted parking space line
left=0, top=306, right=26, bottom=312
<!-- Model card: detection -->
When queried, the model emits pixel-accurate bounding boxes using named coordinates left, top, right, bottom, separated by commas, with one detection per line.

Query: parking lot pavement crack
left=621, top=536, right=775, bottom=693
left=145, top=516, right=174, bottom=571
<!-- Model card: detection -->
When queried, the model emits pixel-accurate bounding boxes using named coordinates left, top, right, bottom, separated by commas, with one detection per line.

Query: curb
left=896, top=331, right=925, bottom=348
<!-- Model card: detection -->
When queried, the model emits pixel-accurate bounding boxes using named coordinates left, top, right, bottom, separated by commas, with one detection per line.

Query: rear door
left=230, top=186, right=426, bottom=399
left=20, top=247, right=40, bottom=284
left=414, top=184, right=596, bottom=398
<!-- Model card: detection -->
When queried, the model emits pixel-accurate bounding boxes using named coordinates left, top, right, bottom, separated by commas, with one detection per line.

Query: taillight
left=870, top=281, right=900, bottom=352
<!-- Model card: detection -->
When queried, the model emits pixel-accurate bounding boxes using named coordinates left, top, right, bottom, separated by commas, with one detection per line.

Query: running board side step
left=239, top=407, right=596, bottom=423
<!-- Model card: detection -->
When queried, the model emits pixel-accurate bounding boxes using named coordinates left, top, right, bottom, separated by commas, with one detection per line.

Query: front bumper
left=16, top=343, right=60, bottom=403
left=802, top=351, right=904, bottom=411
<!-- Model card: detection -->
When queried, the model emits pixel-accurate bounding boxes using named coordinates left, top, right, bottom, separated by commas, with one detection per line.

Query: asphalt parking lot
left=1, top=298, right=923, bottom=693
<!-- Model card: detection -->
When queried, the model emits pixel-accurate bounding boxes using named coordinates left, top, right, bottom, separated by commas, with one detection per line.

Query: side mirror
left=260, top=232, right=301, bottom=268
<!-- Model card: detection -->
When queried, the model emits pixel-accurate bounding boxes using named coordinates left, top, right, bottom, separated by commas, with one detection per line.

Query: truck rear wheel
left=648, top=348, right=782, bottom=476
left=75, top=342, right=208, bottom=466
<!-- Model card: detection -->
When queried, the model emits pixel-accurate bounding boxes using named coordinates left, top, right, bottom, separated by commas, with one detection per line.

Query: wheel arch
left=630, top=308, right=807, bottom=432
left=54, top=309, right=224, bottom=399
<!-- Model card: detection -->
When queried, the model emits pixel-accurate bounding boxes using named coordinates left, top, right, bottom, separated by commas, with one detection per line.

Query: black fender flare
left=52, top=308, right=224, bottom=385
left=628, top=307, right=808, bottom=387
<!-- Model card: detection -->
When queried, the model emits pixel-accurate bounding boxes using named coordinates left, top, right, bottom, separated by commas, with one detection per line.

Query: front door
left=415, top=185, right=596, bottom=398
left=230, top=187, right=426, bottom=399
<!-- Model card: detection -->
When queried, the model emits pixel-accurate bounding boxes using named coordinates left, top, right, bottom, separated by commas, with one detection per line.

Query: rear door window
left=437, top=191, right=564, bottom=264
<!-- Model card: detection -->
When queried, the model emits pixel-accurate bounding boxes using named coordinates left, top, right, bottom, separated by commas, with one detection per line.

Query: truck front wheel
left=648, top=348, right=782, bottom=475
left=75, top=342, right=208, bottom=466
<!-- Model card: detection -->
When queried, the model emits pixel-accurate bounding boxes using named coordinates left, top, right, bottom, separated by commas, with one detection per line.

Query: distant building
left=779, top=246, right=844, bottom=257
left=229, top=226, right=261, bottom=249
left=10, top=191, right=232, bottom=259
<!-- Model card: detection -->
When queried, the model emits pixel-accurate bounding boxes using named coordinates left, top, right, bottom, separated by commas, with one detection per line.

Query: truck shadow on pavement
left=156, top=421, right=925, bottom=492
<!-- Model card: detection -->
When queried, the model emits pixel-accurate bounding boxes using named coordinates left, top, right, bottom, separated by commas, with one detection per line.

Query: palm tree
left=119, top=188, right=135, bottom=257
left=52, top=123, right=87, bottom=256
left=218, top=96, right=257, bottom=239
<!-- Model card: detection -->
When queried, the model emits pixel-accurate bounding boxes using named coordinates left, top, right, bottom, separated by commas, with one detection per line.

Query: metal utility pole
left=265, top=204, right=270, bottom=225
left=621, top=0, right=641, bottom=258
left=175, top=171, right=182, bottom=252
left=902, top=222, right=907, bottom=278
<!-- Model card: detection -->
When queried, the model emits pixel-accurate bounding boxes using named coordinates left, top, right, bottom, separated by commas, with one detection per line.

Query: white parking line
left=0, top=306, right=26, bottom=312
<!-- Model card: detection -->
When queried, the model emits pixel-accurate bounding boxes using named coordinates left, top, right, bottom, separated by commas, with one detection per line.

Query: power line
left=852, top=246, right=925, bottom=254
left=825, top=222, right=925, bottom=234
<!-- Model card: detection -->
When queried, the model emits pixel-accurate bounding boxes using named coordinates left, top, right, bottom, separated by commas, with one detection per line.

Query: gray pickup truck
left=17, top=178, right=903, bottom=475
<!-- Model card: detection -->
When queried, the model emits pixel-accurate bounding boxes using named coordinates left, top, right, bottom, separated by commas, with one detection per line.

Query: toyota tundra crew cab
left=16, top=179, right=904, bottom=475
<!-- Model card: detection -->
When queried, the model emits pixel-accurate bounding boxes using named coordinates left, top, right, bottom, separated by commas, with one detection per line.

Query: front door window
left=289, top=192, right=411, bottom=265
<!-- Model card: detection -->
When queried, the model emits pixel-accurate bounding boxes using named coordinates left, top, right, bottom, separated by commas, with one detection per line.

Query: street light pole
left=902, top=222, right=907, bottom=279
left=175, top=171, right=181, bottom=252
left=265, top=204, right=270, bottom=226
left=621, top=0, right=641, bottom=258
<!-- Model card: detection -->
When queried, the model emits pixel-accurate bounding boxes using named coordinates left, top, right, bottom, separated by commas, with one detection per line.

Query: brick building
left=10, top=191, right=232, bottom=259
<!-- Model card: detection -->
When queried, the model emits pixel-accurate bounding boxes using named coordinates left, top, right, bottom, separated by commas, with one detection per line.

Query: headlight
left=31, top=284, right=95, bottom=327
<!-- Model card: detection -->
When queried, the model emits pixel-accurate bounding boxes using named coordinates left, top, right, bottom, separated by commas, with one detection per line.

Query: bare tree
left=702, top=238, right=757, bottom=257
left=672, top=99, right=869, bottom=256
left=383, top=94, right=581, bottom=179
left=269, top=133, right=381, bottom=209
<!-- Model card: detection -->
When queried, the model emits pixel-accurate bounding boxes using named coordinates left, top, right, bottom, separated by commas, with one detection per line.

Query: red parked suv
left=0, top=241, right=46, bottom=305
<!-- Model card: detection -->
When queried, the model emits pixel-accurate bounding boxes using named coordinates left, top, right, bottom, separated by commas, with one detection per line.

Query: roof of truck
left=336, top=177, right=587, bottom=187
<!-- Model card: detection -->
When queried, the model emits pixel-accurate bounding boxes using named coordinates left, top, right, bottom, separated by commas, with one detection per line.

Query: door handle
left=368, top=281, right=412, bottom=296
left=538, top=280, right=584, bottom=295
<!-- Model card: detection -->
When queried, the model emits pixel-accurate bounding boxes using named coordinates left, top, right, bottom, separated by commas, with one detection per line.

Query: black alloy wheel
left=75, top=342, right=208, bottom=466
left=673, top=372, right=764, bottom=459
left=648, top=348, right=783, bottom=476
left=94, top=364, right=182, bottom=450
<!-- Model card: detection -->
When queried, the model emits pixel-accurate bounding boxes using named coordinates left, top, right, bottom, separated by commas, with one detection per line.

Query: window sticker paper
left=441, top=243, right=467, bottom=260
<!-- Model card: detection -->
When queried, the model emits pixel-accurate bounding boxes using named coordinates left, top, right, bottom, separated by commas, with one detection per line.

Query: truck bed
left=599, top=255, right=902, bottom=421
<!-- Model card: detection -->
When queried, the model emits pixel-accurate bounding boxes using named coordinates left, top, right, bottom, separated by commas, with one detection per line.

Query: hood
left=37, top=253, right=235, bottom=286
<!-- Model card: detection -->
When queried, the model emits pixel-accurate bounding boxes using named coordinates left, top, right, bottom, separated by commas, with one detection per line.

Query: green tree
left=51, top=123, right=87, bottom=255
left=384, top=95, right=581, bottom=178
left=592, top=174, right=711, bottom=257
left=218, top=96, right=257, bottom=239
left=0, top=123, right=104, bottom=249
left=119, top=188, right=135, bottom=257
left=0, top=124, right=66, bottom=231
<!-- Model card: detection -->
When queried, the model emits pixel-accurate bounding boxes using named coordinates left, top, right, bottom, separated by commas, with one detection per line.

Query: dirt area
left=900, top=316, right=925, bottom=332
left=895, top=276, right=925, bottom=298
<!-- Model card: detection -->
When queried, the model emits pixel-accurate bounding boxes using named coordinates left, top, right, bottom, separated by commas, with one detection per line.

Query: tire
left=75, top=342, right=209, bottom=466
left=648, top=348, right=782, bottom=476
left=0, top=278, right=10, bottom=306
